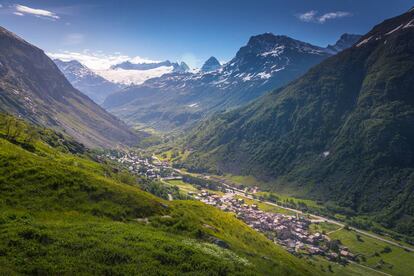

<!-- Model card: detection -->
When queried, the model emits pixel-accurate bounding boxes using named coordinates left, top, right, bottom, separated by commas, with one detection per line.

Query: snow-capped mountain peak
left=174, top=61, right=190, bottom=73
left=54, top=59, right=97, bottom=79
left=201, top=57, right=221, bottom=72
left=54, top=59, right=123, bottom=104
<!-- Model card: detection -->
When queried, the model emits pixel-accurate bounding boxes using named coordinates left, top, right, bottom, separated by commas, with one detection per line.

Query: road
left=166, top=163, right=414, bottom=253
left=222, top=181, right=414, bottom=252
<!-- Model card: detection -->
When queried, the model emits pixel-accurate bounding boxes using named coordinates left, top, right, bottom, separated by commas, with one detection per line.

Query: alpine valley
left=1, top=2, right=414, bottom=276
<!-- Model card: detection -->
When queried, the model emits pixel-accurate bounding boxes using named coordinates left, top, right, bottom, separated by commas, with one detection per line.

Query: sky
left=0, top=0, right=413, bottom=68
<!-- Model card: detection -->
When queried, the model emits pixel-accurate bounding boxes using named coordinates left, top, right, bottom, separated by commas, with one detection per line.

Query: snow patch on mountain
left=96, top=66, right=174, bottom=85
left=403, top=19, right=414, bottom=29
left=257, top=72, right=272, bottom=79
left=386, top=24, right=404, bottom=35
left=356, top=36, right=373, bottom=47
left=261, top=46, right=285, bottom=57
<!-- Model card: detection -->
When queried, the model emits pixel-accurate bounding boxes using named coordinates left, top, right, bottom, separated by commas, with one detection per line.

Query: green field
left=307, top=256, right=383, bottom=276
left=165, top=179, right=224, bottom=196
left=256, top=191, right=322, bottom=210
left=223, top=174, right=263, bottom=187
left=165, top=179, right=199, bottom=192
left=215, top=174, right=322, bottom=211
left=156, top=148, right=191, bottom=163
left=309, top=222, right=342, bottom=235
left=235, top=195, right=296, bottom=216
left=329, top=229, right=414, bottom=276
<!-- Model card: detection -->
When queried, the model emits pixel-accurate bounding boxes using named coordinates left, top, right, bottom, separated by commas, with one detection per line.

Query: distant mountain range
left=103, top=33, right=361, bottom=130
left=0, top=26, right=138, bottom=148
left=112, top=60, right=190, bottom=73
left=54, top=59, right=124, bottom=104
left=54, top=58, right=190, bottom=100
left=182, top=9, right=414, bottom=236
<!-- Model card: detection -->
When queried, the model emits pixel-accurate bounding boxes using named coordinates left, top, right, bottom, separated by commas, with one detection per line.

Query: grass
left=329, top=229, right=414, bottom=276
left=0, top=114, right=316, bottom=275
left=235, top=195, right=296, bottom=216
left=165, top=179, right=199, bottom=192
left=224, top=174, right=263, bottom=187
left=213, top=173, right=322, bottom=211
left=256, top=191, right=322, bottom=210
left=165, top=179, right=224, bottom=196
left=309, top=222, right=342, bottom=235
left=157, top=149, right=191, bottom=163
left=306, top=256, right=383, bottom=276
left=0, top=211, right=250, bottom=275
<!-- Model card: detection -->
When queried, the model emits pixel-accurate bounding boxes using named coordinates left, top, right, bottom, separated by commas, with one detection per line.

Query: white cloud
left=318, top=12, right=351, bottom=23
left=0, top=4, right=3, bottom=8
left=47, top=51, right=160, bottom=70
left=15, top=4, right=59, bottom=20
left=13, top=12, right=24, bottom=16
left=298, top=10, right=317, bottom=22
left=63, top=33, right=84, bottom=45
left=297, top=10, right=351, bottom=24
left=130, top=56, right=161, bottom=64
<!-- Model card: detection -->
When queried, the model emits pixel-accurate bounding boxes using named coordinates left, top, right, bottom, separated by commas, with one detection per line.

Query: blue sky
left=0, top=0, right=413, bottom=68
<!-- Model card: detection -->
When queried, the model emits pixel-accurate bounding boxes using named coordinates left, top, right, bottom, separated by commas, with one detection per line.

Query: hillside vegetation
left=0, top=114, right=314, bottom=275
left=182, top=9, right=414, bottom=237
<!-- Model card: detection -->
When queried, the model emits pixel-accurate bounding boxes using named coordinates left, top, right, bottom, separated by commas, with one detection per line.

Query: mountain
left=0, top=26, right=138, bottom=148
left=111, top=60, right=174, bottom=70
left=182, top=9, right=414, bottom=236
left=0, top=114, right=315, bottom=275
left=326, top=33, right=362, bottom=53
left=85, top=60, right=190, bottom=86
left=112, top=59, right=190, bottom=73
left=175, top=61, right=190, bottom=72
left=54, top=59, right=123, bottom=104
left=103, top=33, right=337, bottom=130
left=201, top=56, right=221, bottom=72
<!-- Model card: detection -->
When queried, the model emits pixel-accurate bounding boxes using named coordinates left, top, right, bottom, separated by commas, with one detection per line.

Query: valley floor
left=108, top=150, right=414, bottom=276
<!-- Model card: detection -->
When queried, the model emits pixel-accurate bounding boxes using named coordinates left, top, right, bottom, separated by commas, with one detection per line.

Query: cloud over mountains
left=297, top=10, right=352, bottom=23
left=14, top=4, right=60, bottom=20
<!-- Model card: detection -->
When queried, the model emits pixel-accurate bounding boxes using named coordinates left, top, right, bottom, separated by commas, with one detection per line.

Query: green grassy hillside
left=0, top=114, right=315, bottom=275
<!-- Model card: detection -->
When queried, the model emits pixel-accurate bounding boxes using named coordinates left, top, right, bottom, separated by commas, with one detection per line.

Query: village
left=100, top=150, right=356, bottom=264
left=194, top=189, right=355, bottom=263
left=100, top=151, right=182, bottom=180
